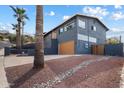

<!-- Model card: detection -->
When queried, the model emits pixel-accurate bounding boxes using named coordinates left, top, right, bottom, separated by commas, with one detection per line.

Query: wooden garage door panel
left=59, top=41, right=74, bottom=54
left=91, top=45, right=104, bottom=55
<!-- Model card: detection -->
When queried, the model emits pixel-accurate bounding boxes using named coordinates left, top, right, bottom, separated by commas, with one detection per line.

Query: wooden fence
left=91, top=45, right=104, bottom=55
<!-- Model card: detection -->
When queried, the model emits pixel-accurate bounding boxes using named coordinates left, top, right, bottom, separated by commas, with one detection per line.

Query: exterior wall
left=76, top=40, right=95, bottom=54
left=76, top=16, right=107, bottom=54
left=44, top=39, right=58, bottom=55
left=57, top=18, right=77, bottom=54
left=44, top=31, right=58, bottom=54
left=44, top=34, right=52, bottom=48
left=44, top=18, right=77, bottom=55
left=44, top=15, right=107, bottom=55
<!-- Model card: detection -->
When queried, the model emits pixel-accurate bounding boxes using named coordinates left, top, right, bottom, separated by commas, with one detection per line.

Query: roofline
left=44, top=14, right=77, bottom=36
left=44, top=14, right=109, bottom=36
left=76, top=14, right=109, bottom=31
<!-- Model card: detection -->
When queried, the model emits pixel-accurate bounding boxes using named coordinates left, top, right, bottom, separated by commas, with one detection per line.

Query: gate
left=91, top=45, right=104, bottom=55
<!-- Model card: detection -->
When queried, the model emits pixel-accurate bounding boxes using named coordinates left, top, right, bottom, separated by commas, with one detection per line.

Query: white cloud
left=63, top=15, right=71, bottom=20
left=47, top=11, right=55, bottom=16
left=114, top=5, right=122, bottom=9
left=112, top=12, right=124, bottom=20
left=83, top=6, right=109, bottom=19
left=0, top=23, right=14, bottom=33
left=110, top=28, right=121, bottom=32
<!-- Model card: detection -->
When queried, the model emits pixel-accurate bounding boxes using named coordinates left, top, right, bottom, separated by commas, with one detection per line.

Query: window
left=52, top=32, right=57, bottom=39
left=59, top=22, right=75, bottom=34
left=64, top=26, right=67, bottom=32
left=78, top=19, right=85, bottom=29
left=85, top=43, right=89, bottom=48
left=64, top=22, right=75, bottom=31
left=59, top=28, right=64, bottom=33
left=78, top=34, right=88, bottom=41
left=89, top=37, right=97, bottom=43
left=91, top=25, right=96, bottom=31
left=78, top=34, right=97, bottom=43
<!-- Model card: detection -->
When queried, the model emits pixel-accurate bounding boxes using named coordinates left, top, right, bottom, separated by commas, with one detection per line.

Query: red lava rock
left=5, top=55, right=124, bottom=88
left=53, top=57, right=124, bottom=88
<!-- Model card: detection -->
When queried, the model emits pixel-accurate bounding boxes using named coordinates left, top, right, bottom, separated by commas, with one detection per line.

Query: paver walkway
left=0, top=49, right=9, bottom=88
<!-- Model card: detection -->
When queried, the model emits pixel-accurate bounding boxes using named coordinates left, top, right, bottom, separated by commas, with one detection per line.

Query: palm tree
left=21, top=21, right=25, bottom=46
left=21, top=13, right=29, bottom=46
left=33, top=5, right=44, bottom=69
left=11, top=24, right=20, bottom=48
left=10, top=6, right=29, bottom=53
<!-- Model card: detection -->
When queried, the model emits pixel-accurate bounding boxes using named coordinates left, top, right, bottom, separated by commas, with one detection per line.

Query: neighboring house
left=0, top=41, right=12, bottom=49
left=44, top=14, right=109, bottom=55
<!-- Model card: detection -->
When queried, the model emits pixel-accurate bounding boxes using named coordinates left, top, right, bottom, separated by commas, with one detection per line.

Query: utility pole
left=120, top=35, right=122, bottom=43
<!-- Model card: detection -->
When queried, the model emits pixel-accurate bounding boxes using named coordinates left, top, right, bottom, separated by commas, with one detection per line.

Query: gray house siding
left=44, top=34, right=52, bottom=48
left=57, top=19, right=77, bottom=43
left=44, top=14, right=108, bottom=55
left=76, top=16, right=106, bottom=54
left=57, top=19, right=77, bottom=54
left=44, top=39, right=58, bottom=55
left=44, top=31, right=58, bottom=54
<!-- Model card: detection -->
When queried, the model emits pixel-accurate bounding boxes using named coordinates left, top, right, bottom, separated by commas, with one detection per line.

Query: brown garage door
left=59, top=40, right=74, bottom=54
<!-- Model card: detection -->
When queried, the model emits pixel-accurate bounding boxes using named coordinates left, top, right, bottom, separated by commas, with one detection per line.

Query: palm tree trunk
left=18, top=21, right=22, bottom=53
left=33, top=5, right=44, bottom=69
left=16, top=29, right=20, bottom=51
left=21, top=23, right=24, bottom=47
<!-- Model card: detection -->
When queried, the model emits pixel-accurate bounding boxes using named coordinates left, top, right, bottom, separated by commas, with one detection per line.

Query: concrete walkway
left=4, top=55, right=76, bottom=68
left=120, top=64, right=124, bottom=88
left=0, top=49, right=9, bottom=88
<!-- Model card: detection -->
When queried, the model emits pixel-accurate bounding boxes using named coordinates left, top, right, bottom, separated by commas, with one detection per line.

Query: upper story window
left=51, top=31, right=57, bottom=39
left=91, top=25, right=96, bottom=31
left=59, top=22, right=75, bottom=34
left=64, top=26, right=67, bottom=32
left=78, top=19, right=86, bottom=29
left=65, top=22, right=75, bottom=31
left=59, top=28, right=64, bottom=33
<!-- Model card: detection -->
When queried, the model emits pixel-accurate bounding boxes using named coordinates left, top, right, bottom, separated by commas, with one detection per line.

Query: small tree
left=106, top=37, right=120, bottom=44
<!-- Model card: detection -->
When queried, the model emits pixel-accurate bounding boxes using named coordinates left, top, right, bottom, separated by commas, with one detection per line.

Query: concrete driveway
left=0, top=49, right=9, bottom=88
left=4, top=55, right=78, bottom=68
left=1, top=53, right=76, bottom=87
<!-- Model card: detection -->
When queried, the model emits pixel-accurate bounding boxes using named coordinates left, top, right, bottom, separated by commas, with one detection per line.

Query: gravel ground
left=54, top=57, right=124, bottom=88
left=5, top=55, right=124, bottom=88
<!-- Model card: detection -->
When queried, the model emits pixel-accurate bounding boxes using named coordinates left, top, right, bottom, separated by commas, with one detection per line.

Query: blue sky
left=0, top=5, right=124, bottom=41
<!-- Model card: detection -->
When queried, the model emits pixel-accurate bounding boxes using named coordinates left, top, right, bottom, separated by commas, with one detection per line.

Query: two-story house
left=44, top=14, right=109, bottom=55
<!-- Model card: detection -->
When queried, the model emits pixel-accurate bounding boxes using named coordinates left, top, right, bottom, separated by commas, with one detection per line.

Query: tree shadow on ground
left=10, top=68, right=41, bottom=88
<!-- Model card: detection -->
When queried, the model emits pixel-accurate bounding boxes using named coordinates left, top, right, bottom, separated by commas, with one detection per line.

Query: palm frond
left=11, top=24, right=18, bottom=30
left=23, top=14, right=29, bottom=20
left=10, top=6, right=17, bottom=13
left=13, top=14, right=18, bottom=18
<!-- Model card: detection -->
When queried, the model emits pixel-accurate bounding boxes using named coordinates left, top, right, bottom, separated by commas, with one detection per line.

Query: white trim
left=78, top=34, right=88, bottom=41
left=78, top=34, right=97, bottom=43
left=78, top=19, right=86, bottom=29
left=89, top=37, right=97, bottom=43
